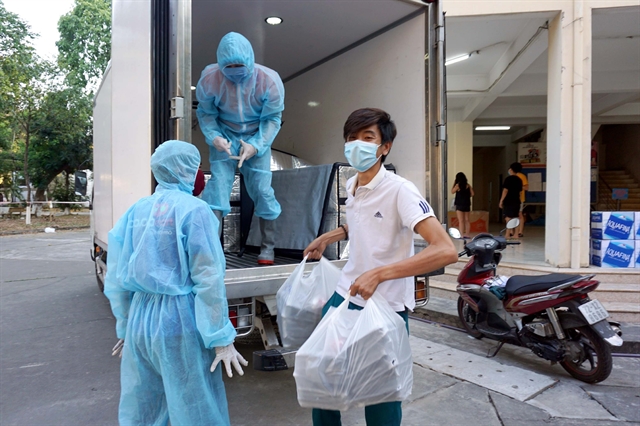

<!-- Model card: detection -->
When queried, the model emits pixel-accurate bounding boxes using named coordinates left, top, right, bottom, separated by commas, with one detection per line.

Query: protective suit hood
left=150, top=140, right=200, bottom=193
left=216, top=32, right=255, bottom=78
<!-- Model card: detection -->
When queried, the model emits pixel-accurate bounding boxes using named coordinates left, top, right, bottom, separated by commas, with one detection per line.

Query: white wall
left=111, top=0, right=152, bottom=223
left=443, top=0, right=640, bottom=17
left=473, top=134, right=512, bottom=147
left=275, top=14, right=426, bottom=193
left=447, top=122, right=474, bottom=196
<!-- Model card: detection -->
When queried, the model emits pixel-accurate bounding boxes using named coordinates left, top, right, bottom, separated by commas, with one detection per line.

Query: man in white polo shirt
left=303, top=108, right=458, bottom=426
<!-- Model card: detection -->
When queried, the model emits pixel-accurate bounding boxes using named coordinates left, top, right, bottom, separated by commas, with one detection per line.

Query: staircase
left=427, top=259, right=640, bottom=323
left=598, top=169, right=640, bottom=211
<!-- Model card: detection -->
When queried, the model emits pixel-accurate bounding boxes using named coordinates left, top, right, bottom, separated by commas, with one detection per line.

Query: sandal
left=518, top=233, right=524, bottom=238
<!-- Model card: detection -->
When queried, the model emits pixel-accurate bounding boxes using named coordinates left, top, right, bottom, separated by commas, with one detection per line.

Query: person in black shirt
left=451, top=172, right=474, bottom=238
left=499, top=163, right=523, bottom=238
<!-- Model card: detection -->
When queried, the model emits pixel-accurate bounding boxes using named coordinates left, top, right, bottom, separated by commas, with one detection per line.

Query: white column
left=447, top=122, right=474, bottom=205
left=545, top=5, right=592, bottom=268
left=574, top=2, right=593, bottom=268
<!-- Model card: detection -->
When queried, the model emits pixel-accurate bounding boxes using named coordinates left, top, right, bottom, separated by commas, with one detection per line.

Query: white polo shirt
left=335, top=166, right=435, bottom=311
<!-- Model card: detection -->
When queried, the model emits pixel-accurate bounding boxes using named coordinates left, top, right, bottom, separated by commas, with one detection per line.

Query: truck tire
left=95, top=250, right=107, bottom=293
left=95, top=260, right=105, bottom=292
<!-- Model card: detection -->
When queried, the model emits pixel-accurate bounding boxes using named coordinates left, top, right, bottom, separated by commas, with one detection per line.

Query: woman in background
left=451, top=172, right=474, bottom=238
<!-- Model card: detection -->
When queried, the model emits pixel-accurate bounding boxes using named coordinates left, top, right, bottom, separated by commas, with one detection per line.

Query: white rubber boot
left=214, top=210, right=223, bottom=238
left=257, top=218, right=276, bottom=265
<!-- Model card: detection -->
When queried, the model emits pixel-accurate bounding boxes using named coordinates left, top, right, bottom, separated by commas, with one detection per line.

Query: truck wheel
left=95, top=260, right=104, bottom=293
left=560, top=326, right=612, bottom=384
left=457, top=296, right=483, bottom=339
left=95, top=250, right=106, bottom=293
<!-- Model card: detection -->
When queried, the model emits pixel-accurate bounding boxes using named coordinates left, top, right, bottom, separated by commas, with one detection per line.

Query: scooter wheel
left=457, top=296, right=483, bottom=339
left=559, top=325, right=612, bottom=384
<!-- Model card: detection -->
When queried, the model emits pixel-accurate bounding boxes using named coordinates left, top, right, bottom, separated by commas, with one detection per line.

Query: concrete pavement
left=1, top=231, right=638, bottom=425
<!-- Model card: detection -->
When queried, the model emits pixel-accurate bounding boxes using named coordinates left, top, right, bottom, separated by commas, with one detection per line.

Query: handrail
left=598, top=175, right=619, bottom=211
left=599, top=174, right=614, bottom=193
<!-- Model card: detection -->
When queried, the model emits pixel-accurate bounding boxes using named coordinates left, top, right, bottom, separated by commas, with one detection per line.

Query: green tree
left=0, top=1, right=45, bottom=203
left=30, top=87, right=93, bottom=200
left=0, top=0, right=36, bottom=100
left=56, top=0, right=111, bottom=92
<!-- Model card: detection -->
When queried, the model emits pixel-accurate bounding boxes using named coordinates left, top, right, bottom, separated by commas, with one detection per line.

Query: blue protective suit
left=196, top=32, right=284, bottom=220
left=104, top=140, right=236, bottom=426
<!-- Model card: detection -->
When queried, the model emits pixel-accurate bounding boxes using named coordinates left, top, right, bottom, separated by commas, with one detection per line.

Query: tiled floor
left=450, top=222, right=547, bottom=266
left=455, top=223, right=639, bottom=273
left=489, top=223, right=547, bottom=266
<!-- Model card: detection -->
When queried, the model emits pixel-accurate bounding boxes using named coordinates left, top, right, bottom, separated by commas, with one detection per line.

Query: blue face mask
left=344, top=140, right=382, bottom=172
left=222, top=65, right=249, bottom=84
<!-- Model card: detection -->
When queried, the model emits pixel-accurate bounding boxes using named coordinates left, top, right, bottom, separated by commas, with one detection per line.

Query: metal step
left=224, top=252, right=300, bottom=269
left=224, top=254, right=347, bottom=299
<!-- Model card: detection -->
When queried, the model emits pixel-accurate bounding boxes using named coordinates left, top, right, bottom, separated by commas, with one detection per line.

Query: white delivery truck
left=91, top=0, right=447, bottom=370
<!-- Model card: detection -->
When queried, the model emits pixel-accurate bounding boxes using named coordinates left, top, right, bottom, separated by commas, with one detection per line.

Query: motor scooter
left=450, top=219, right=623, bottom=384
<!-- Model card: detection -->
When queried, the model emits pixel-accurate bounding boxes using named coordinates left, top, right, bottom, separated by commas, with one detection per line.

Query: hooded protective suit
left=104, top=140, right=235, bottom=426
left=196, top=32, right=284, bottom=220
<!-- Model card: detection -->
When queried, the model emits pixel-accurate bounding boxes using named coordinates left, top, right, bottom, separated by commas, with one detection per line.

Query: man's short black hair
left=343, top=108, right=397, bottom=163
left=510, top=162, right=523, bottom=173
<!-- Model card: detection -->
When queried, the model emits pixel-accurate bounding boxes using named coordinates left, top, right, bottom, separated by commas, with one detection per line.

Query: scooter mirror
left=506, top=218, right=520, bottom=229
left=448, top=228, right=462, bottom=239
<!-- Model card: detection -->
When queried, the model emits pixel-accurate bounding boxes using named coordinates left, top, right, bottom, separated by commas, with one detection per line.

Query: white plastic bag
left=276, top=256, right=341, bottom=349
left=484, top=275, right=509, bottom=288
left=294, top=292, right=413, bottom=411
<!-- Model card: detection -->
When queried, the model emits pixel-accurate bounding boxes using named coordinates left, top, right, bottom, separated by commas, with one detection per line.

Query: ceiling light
left=190, top=86, right=196, bottom=91
left=307, top=101, right=320, bottom=107
left=475, top=126, right=511, bottom=131
left=445, top=54, right=471, bottom=66
left=265, top=16, right=283, bottom=25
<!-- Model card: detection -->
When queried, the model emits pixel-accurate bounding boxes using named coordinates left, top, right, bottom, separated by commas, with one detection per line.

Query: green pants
left=312, top=292, right=409, bottom=426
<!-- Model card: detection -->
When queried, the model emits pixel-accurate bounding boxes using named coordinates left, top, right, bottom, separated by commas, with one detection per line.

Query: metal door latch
left=170, top=97, right=184, bottom=119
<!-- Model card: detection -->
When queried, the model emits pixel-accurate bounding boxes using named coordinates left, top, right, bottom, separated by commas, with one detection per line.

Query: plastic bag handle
left=323, top=294, right=351, bottom=321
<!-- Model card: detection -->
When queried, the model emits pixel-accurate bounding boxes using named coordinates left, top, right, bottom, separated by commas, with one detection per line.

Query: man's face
left=508, top=168, right=514, bottom=175
left=346, top=124, right=391, bottom=158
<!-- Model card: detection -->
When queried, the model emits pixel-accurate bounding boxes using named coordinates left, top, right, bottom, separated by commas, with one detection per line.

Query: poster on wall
left=518, top=142, right=546, bottom=166
left=523, top=167, right=546, bottom=203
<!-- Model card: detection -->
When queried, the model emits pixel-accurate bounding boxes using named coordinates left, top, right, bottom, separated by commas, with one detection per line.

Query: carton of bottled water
left=591, top=239, right=635, bottom=268
left=590, top=212, right=635, bottom=240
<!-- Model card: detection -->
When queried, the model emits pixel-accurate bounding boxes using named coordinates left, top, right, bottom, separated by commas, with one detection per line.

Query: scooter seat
left=505, top=273, right=583, bottom=297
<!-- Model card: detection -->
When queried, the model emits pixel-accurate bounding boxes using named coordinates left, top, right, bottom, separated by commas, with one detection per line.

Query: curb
left=415, top=296, right=640, bottom=355
left=0, top=226, right=90, bottom=237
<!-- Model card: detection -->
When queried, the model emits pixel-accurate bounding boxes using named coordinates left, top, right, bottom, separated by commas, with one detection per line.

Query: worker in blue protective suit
left=196, top=31, right=285, bottom=265
left=104, top=140, right=247, bottom=426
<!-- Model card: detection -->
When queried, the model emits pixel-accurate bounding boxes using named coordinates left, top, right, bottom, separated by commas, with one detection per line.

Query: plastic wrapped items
left=276, top=256, right=340, bottom=349
left=294, top=293, right=413, bottom=411
left=484, top=275, right=509, bottom=300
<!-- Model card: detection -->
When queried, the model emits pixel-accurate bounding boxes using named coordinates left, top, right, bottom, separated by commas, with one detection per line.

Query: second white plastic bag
left=293, top=292, right=413, bottom=411
left=276, top=256, right=341, bottom=349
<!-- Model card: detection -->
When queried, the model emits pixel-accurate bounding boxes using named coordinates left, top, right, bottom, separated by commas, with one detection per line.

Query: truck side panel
left=111, top=0, right=153, bottom=225
left=275, top=14, right=427, bottom=194
left=93, top=65, right=113, bottom=246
